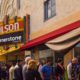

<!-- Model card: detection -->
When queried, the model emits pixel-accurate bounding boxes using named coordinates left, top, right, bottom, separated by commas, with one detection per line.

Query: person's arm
left=22, top=65, right=27, bottom=80
left=38, top=65, right=44, bottom=80
left=9, top=68, right=13, bottom=80
left=67, top=64, right=72, bottom=80
left=41, top=67, right=45, bottom=80
left=9, top=69, right=11, bottom=80
left=50, top=66, right=54, bottom=80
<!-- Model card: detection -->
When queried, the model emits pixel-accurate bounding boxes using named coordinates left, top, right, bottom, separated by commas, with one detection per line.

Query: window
left=44, top=0, right=56, bottom=20
left=17, top=0, right=20, bottom=9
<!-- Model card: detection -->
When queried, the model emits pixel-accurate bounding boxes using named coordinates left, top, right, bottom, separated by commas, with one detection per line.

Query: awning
left=20, top=20, right=80, bottom=51
left=45, top=27, right=80, bottom=53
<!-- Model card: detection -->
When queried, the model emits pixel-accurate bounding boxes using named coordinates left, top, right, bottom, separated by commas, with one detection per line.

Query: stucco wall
left=29, top=0, right=80, bottom=39
left=30, top=11, right=80, bottom=39
left=17, top=0, right=80, bottom=37
left=0, top=0, right=80, bottom=39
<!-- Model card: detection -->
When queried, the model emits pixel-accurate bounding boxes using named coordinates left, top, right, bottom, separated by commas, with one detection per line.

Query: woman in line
left=25, top=60, right=42, bottom=80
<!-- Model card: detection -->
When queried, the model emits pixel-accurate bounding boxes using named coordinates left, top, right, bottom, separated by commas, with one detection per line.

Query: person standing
left=55, top=58, right=65, bottom=80
left=38, top=59, right=46, bottom=79
left=14, top=60, right=23, bottom=80
left=25, top=60, right=42, bottom=80
left=1, top=63, right=7, bottom=80
left=41, top=58, right=53, bottom=80
left=67, top=58, right=78, bottom=80
left=9, top=61, right=16, bottom=80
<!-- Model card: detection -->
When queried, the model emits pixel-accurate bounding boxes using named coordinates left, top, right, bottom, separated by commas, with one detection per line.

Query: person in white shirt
left=9, top=61, right=16, bottom=80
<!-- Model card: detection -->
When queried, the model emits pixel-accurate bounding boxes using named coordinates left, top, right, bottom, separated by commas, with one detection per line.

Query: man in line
left=67, top=58, right=78, bottom=80
left=14, top=60, right=23, bottom=80
left=41, top=58, right=53, bottom=80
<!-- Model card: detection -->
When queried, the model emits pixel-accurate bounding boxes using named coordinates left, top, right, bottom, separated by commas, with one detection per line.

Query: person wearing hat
left=25, top=60, right=42, bottom=80
left=67, top=57, right=78, bottom=80
left=22, top=56, right=31, bottom=80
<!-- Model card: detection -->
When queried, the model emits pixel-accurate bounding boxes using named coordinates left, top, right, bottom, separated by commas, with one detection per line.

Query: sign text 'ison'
left=0, top=22, right=19, bottom=33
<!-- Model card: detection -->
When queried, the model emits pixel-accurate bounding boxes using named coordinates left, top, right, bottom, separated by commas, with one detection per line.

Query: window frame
left=44, top=0, right=56, bottom=21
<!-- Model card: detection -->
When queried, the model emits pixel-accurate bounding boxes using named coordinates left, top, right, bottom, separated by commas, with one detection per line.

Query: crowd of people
left=0, top=56, right=80, bottom=80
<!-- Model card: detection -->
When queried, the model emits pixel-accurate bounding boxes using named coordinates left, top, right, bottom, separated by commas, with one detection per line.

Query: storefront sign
left=0, top=22, right=19, bottom=33
left=0, top=31, right=23, bottom=45
left=0, top=19, right=24, bottom=34
left=0, top=16, right=29, bottom=56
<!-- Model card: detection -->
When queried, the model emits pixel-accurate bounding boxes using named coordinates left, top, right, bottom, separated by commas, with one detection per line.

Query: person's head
left=25, top=56, right=31, bottom=64
left=28, top=60, right=37, bottom=70
left=17, top=60, right=23, bottom=66
left=46, top=58, right=52, bottom=66
left=57, top=58, right=63, bottom=65
left=41, top=59, right=46, bottom=65
left=72, top=57, right=78, bottom=64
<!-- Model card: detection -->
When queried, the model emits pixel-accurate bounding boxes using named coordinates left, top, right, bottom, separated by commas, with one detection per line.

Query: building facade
left=0, top=0, right=28, bottom=62
left=0, top=0, right=80, bottom=67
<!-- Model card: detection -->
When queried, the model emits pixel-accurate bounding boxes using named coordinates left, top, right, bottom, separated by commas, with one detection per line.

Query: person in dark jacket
left=25, top=60, right=42, bottom=80
left=1, top=64, right=7, bottom=80
left=14, top=60, right=23, bottom=80
left=55, top=58, right=65, bottom=80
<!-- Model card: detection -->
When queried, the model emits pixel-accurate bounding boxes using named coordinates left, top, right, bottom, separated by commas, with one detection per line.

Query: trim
left=20, top=20, right=80, bottom=50
left=23, top=16, right=26, bottom=43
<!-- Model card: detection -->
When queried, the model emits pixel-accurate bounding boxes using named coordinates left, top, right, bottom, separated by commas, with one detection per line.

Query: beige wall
left=30, top=11, right=80, bottom=39
left=0, top=0, right=80, bottom=63
left=0, top=0, right=80, bottom=38
left=18, top=0, right=80, bottom=34
left=28, top=0, right=80, bottom=39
